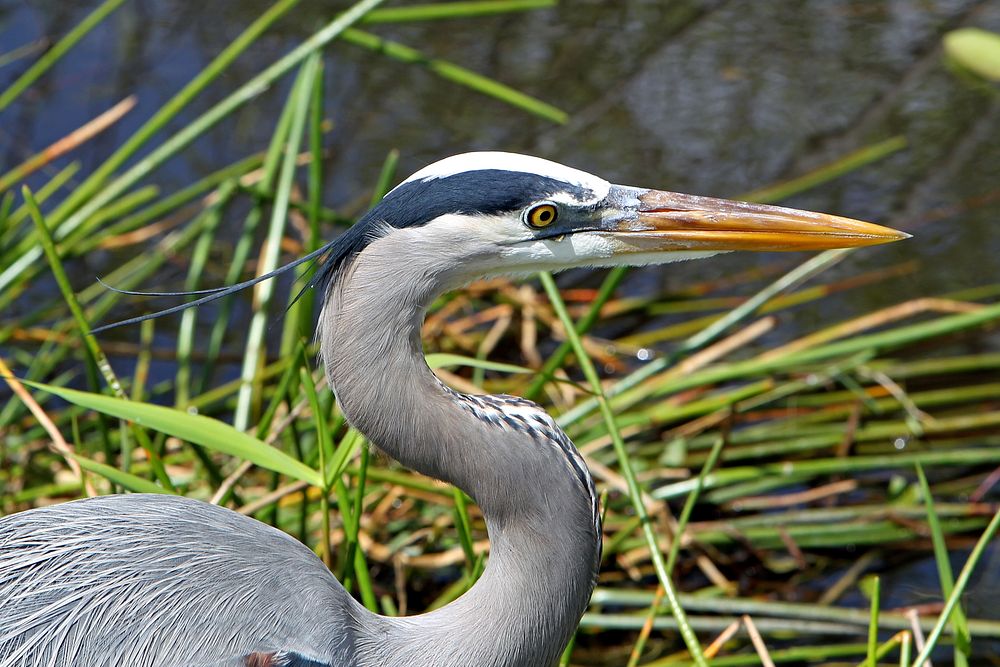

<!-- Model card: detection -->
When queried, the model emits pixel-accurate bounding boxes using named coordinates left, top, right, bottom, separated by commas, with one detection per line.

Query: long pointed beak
left=618, top=189, right=909, bottom=251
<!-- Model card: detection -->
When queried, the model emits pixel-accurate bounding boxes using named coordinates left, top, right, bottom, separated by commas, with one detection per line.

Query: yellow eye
left=526, top=203, right=558, bottom=228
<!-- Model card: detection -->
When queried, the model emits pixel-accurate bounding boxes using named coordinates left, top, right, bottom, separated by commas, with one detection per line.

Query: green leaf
left=426, top=353, right=531, bottom=374
left=26, top=381, right=323, bottom=487
left=944, top=28, right=1000, bottom=82
left=68, top=453, right=170, bottom=494
left=362, top=0, right=555, bottom=23
left=915, top=463, right=973, bottom=660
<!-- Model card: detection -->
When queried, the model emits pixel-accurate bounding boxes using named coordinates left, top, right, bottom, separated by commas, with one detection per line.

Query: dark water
left=2, top=0, right=999, bottom=333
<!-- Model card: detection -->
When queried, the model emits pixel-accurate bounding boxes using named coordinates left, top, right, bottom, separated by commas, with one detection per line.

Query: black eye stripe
left=311, top=173, right=594, bottom=293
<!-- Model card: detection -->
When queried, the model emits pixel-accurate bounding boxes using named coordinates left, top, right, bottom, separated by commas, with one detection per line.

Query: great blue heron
left=0, top=152, right=906, bottom=666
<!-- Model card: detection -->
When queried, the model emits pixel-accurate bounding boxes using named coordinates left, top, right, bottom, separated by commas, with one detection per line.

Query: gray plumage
left=0, top=495, right=360, bottom=666
left=0, top=152, right=906, bottom=666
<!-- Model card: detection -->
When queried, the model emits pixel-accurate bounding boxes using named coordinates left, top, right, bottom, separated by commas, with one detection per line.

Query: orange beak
left=614, top=189, right=909, bottom=251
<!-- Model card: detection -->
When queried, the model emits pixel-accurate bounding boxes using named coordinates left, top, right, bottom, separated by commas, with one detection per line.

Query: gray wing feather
left=0, top=495, right=360, bottom=667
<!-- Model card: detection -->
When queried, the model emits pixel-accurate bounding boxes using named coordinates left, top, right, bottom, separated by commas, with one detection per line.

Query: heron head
left=315, top=151, right=908, bottom=291
left=91, top=152, right=908, bottom=334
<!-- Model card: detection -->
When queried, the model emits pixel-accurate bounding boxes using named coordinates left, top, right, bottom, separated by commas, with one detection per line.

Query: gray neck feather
left=319, top=228, right=600, bottom=666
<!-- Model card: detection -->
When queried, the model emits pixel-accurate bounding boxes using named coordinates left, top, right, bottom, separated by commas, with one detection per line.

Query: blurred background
left=3, top=1, right=999, bottom=323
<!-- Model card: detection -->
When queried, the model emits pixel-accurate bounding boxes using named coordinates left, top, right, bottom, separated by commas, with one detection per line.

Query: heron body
left=0, top=153, right=906, bottom=666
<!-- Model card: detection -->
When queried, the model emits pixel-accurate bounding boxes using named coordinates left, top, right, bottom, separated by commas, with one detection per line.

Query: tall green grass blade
left=363, top=0, right=555, bottom=23
left=0, top=192, right=13, bottom=230
left=0, top=39, right=46, bottom=70
left=0, top=0, right=385, bottom=298
left=776, top=301, right=1000, bottom=367
left=900, top=632, right=911, bottom=666
left=327, top=429, right=364, bottom=487
left=426, top=353, right=531, bottom=373
left=23, top=187, right=174, bottom=490
left=55, top=0, right=296, bottom=219
left=301, top=367, right=334, bottom=491
left=0, top=0, right=295, bottom=287
left=557, top=249, right=853, bottom=428
left=525, top=266, right=628, bottom=401
left=351, top=445, right=371, bottom=582
left=26, top=382, right=323, bottom=487
left=82, top=186, right=160, bottom=229
left=370, top=148, right=400, bottom=206
left=307, top=61, right=326, bottom=250
left=626, top=435, right=725, bottom=667
left=131, top=319, right=154, bottom=403
left=0, top=99, right=135, bottom=193
left=256, top=343, right=308, bottom=443
left=196, top=149, right=295, bottom=398
left=559, top=634, right=576, bottom=667
left=234, top=55, right=318, bottom=429
left=284, top=57, right=330, bottom=354
left=666, top=435, right=724, bottom=576
left=539, top=271, right=708, bottom=667
left=0, top=0, right=128, bottom=112
left=301, top=366, right=334, bottom=567
left=334, top=476, right=378, bottom=611
left=2, top=162, right=80, bottom=233
left=743, top=136, right=907, bottom=203
left=452, top=487, right=478, bottom=574
left=557, top=129, right=916, bottom=429
left=68, top=453, right=170, bottom=495
left=913, top=509, right=1000, bottom=667
left=69, top=153, right=265, bottom=255
left=590, top=588, right=1000, bottom=637
left=175, top=182, right=235, bottom=407
left=655, top=449, right=1000, bottom=500
left=915, top=463, right=972, bottom=663
left=341, top=28, right=568, bottom=124
left=601, top=303, right=1000, bottom=420
left=865, top=576, right=880, bottom=667
left=857, top=631, right=907, bottom=667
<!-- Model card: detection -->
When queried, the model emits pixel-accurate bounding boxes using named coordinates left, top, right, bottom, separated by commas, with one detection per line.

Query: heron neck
left=319, top=246, right=599, bottom=666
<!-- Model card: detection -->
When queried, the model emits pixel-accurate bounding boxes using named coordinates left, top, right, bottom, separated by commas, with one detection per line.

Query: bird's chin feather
left=496, top=231, right=725, bottom=275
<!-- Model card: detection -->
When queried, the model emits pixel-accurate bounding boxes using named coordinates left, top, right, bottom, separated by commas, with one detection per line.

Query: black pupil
left=538, top=208, right=551, bottom=221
